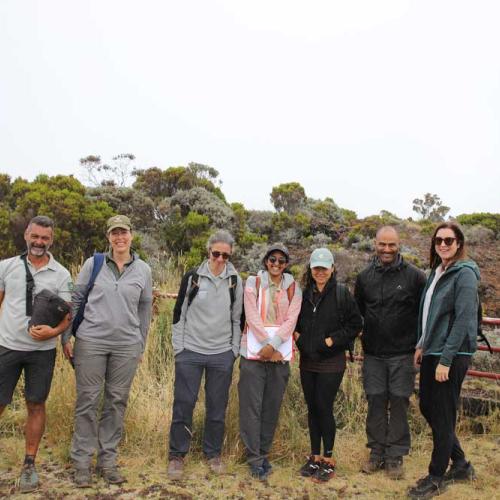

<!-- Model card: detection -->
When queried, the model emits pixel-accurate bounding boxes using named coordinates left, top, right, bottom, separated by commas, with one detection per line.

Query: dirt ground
left=1, top=434, right=499, bottom=499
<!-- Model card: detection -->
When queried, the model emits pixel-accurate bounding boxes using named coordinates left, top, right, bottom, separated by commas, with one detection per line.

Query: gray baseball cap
left=309, top=248, right=334, bottom=268
left=263, top=243, right=290, bottom=263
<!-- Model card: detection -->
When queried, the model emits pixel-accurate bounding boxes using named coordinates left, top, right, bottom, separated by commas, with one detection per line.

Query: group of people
left=0, top=215, right=480, bottom=499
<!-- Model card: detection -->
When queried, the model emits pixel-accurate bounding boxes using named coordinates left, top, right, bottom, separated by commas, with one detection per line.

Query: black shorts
left=0, top=345, right=56, bottom=405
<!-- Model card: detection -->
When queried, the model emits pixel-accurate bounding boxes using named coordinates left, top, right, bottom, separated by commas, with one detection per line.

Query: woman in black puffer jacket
left=294, top=248, right=362, bottom=483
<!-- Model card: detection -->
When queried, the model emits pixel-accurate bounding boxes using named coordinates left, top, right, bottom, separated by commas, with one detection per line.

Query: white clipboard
left=247, top=325, right=293, bottom=361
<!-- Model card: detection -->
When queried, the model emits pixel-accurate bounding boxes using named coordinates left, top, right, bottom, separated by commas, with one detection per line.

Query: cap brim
left=310, top=260, right=333, bottom=269
left=107, top=224, right=131, bottom=232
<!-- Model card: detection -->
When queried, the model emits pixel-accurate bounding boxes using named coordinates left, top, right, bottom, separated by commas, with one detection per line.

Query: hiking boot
left=19, top=463, right=39, bottom=493
left=167, top=456, right=184, bottom=480
left=299, top=456, right=320, bottom=477
left=207, top=456, right=226, bottom=474
left=312, top=459, right=336, bottom=482
left=97, top=466, right=126, bottom=485
left=262, top=457, right=273, bottom=475
left=385, top=457, right=404, bottom=480
left=444, top=461, right=476, bottom=483
left=74, top=468, right=92, bottom=488
left=361, top=456, right=385, bottom=474
left=250, top=464, right=268, bottom=481
left=408, top=475, right=447, bottom=499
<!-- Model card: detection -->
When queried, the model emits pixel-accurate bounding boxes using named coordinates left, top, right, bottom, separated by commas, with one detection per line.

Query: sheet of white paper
left=246, top=326, right=293, bottom=361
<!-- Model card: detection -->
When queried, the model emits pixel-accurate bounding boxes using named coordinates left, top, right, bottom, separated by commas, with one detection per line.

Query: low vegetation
left=0, top=160, right=499, bottom=497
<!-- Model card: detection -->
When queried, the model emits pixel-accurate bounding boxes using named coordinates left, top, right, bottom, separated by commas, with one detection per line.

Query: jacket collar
left=372, top=254, right=404, bottom=272
left=197, top=259, right=238, bottom=279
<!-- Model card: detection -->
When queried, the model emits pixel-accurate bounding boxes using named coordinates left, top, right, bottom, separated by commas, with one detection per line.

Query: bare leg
left=25, top=402, right=46, bottom=457
left=0, top=405, right=6, bottom=417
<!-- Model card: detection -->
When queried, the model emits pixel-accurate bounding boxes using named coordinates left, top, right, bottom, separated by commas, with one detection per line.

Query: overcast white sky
left=1, top=0, right=499, bottom=218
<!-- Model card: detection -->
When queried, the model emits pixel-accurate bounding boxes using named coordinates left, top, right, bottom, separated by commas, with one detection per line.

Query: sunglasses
left=434, top=237, right=456, bottom=246
left=267, top=255, right=287, bottom=265
left=211, top=250, right=231, bottom=260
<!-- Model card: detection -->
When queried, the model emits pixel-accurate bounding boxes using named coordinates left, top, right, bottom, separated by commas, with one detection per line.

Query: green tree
left=270, top=182, right=306, bottom=214
left=412, top=193, right=450, bottom=222
left=11, top=174, right=114, bottom=265
left=0, top=204, right=15, bottom=257
left=133, top=163, right=225, bottom=201
left=87, top=185, right=156, bottom=231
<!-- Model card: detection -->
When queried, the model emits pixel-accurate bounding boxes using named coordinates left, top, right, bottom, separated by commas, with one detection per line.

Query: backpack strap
left=20, top=253, right=35, bottom=316
left=336, top=283, right=354, bottom=362
left=286, top=281, right=296, bottom=304
left=229, top=274, right=238, bottom=312
left=336, top=283, right=347, bottom=324
left=187, top=272, right=200, bottom=307
left=71, top=253, right=105, bottom=336
left=88, top=253, right=105, bottom=292
left=477, top=297, right=493, bottom=354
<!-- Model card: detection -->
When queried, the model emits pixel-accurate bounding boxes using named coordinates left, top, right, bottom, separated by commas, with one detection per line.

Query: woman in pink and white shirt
left=238, top=244, right=302, bottom=480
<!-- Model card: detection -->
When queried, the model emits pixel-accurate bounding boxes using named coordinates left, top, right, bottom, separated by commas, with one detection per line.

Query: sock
left=24, top=455, right=35, bottom=466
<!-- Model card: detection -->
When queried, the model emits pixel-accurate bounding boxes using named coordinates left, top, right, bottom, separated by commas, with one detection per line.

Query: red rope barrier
left=466, top=370, right=500, bottom=381
left=483, top=317, right=500, bottom=326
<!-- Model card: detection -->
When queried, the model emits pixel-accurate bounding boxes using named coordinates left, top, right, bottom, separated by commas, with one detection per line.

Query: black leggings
left=300, top=370, right=344, bottom=457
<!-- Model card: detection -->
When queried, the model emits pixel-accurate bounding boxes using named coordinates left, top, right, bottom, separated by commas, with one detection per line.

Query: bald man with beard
left=355, top=226, right=426, bottom=479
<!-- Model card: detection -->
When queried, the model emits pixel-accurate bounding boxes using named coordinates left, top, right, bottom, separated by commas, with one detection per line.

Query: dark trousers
left=169, top=349, right=235, bottom=459
left=300, top=369, right=344, bottom=457
left=419, top=355, right=470, bottom=477
left=362, top=354, right=416, bottom=459
left=238, top=357, right=290, bottom=467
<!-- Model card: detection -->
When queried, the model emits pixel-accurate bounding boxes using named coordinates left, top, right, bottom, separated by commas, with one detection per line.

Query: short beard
left=28, top=244, right=50, bottom=257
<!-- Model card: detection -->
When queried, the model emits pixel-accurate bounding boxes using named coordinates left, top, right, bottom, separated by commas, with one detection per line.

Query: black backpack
left=172, top=269, right=238, bottom=325
left=477, top=298, right=493, bottom=354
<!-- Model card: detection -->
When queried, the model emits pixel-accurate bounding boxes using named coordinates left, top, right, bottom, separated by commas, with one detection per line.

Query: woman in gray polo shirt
left=62, top=215, right=153, bottom=488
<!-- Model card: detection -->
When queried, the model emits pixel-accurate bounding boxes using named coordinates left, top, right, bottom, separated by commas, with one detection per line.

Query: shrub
left=246, top=210, right=275, bottom=237
left=463, top=225, right=495, bottom=246
left=456, top=212, right=500, bottom=236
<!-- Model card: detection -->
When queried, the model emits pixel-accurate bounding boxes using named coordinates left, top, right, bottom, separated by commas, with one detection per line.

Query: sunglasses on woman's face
left=267, top=256, right=287, bottom=265
left=211, top=250, right=231, bottom=260
left=434, top=237, right=456, bottom=246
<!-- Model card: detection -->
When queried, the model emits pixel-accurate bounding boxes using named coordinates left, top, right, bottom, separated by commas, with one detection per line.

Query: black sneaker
left=313, top=459, right=336, bottom=482
left=443, top=461, right=476, bottom=483
left=299, top=456, right=320, bottom=477
left=408, top=474, right=447, bottom=499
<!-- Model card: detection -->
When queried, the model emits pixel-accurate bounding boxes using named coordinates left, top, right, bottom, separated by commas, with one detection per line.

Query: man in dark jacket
left=354, top=226, right=426, bottom=479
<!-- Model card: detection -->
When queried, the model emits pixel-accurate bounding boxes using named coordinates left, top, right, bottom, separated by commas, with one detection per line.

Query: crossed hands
left=257, top=344, right=284, bottom=362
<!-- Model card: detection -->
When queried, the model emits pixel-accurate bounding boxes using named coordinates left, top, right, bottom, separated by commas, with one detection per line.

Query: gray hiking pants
left=238, top=357, right=290, bottom=467
left=71, top=338, right=141, bottom=469
left=362, top=353, right=416, bottom=459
